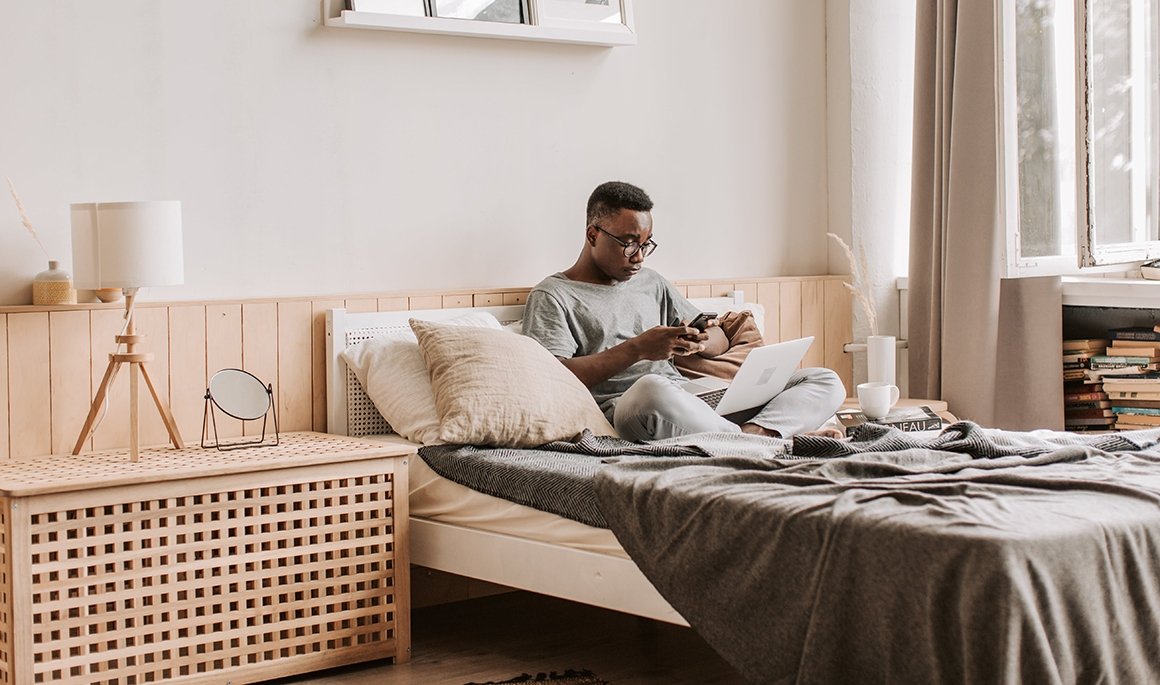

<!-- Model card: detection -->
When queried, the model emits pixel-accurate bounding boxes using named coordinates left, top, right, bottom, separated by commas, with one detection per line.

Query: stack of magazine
left=836, top=405, right=944, bottom=437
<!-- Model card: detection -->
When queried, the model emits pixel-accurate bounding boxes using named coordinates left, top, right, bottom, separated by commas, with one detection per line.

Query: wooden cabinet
left=0, top=432, right=413, bottom=684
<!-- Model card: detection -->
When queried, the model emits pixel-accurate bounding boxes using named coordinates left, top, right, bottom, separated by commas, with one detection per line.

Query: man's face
left=587, top=208, right=654, bottom=282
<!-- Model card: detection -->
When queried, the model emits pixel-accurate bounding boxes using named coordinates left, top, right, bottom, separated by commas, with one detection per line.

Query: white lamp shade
left=71, top=201, right=185, bottom=290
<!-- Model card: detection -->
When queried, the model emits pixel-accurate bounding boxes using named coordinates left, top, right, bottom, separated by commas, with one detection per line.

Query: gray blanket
left=418, top=431, right=711, bottom=527
left=594, top=423, right=1160, bottom=684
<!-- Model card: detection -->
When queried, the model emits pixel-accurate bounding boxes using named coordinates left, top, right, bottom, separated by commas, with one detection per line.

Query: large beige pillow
left=410, top=319, right=617, bottom=447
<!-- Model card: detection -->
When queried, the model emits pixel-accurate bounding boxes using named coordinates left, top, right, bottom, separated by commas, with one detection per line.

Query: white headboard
left=324, top=296, right=761, bottom=437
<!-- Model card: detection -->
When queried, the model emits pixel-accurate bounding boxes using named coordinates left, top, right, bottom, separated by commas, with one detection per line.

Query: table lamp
left=71, top=201, right=186, bottom=461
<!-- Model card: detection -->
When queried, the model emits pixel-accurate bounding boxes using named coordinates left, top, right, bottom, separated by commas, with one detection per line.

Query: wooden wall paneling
left=8, top=314, right=52, bottom=458
left=277, top=301, right=313, bottom=432
left=501, top=291, right=528, bottom=306
left=409, top=295, right=442, bottom=310
left=312, top=299, right=344, bottom=432
left=206, top=304, right=244, bottom=439
left=733, top=282, right=758, bottom=302
left=0, top=278, right=852, bottom=452
left=88, top=309, right=128, bottom=451
left=756, top=282, right=781, bottom=342
left=378, top=297, right=408, bottom=311
left=779, top=282, right=803, bottom=364
left=48, top=311, right=93, bottom=455
left=675, top=285, right=688, bottom=297
left=345, top=298, right=378, bottom=314
left=800, top=280, right=826, bottom=369
left=685, top=284, right=711, bottom=299
left=0, top=315, right=7, bottom=459
left=169, top=305, right=208, bottom=445
left=242, top=303, right=279, bottom=437
left=824, top=279, right=855, bottom=394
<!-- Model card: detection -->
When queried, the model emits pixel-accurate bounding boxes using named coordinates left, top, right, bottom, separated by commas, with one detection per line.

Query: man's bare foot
left=802, top=427, right=844, bottom=439
left=741, top=423, right=781, bottom=438
left=741, top=424, right=844, bottom=440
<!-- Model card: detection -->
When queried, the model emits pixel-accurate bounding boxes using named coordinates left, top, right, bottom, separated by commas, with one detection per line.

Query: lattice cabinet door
left=0, top=432, right=412, bottom=685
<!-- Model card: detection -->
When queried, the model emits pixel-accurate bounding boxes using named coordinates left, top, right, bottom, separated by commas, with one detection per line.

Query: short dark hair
left=586, top=181, right=654, bottom=225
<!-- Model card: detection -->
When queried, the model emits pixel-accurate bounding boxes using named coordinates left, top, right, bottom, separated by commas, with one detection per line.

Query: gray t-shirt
left=522, top=269, right=700, bottom=419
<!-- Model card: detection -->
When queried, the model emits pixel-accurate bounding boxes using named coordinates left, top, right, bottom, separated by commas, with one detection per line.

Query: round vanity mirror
left=208, top=369, right=271, bottom=421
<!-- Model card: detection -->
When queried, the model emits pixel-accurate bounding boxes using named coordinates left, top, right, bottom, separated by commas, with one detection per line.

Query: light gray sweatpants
left=612, top=368, right=846, bottom=442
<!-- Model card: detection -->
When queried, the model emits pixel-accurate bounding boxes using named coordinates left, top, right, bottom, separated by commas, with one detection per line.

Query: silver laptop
left=681, top=336, right=815, bottom=415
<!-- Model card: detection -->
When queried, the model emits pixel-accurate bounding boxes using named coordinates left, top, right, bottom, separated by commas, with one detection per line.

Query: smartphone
left=687, top=312, right=717, bottom=332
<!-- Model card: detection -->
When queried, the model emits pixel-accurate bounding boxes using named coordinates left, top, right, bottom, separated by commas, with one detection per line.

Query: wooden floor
left=276, top=591, right=747, bottom=685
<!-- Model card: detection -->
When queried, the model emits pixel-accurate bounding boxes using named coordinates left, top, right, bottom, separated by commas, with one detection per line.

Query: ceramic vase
left=866, top=334, right=896, bottom=387
left=32, top=260, right=77, bottom=305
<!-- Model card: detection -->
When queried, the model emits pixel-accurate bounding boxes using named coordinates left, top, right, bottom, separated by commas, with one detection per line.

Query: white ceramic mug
left=857, top=381, right=900, bottom=419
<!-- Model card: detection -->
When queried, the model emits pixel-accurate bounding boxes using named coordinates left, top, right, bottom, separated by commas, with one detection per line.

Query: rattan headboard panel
left=344, top=325, right=412, bottom=437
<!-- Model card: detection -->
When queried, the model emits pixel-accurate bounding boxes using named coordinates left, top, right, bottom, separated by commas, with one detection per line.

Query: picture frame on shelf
left=349, top=0, right=427, bottom=15
left=536, top=0, right=623, bottom=28
left=431, top=0, right=529, bottom=24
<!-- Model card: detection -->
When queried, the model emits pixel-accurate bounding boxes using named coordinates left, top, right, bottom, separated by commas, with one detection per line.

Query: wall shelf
left=322, top=0, right=637, bottom=47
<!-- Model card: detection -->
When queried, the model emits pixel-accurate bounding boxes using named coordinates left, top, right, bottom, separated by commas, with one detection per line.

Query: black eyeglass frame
left=591, top=224, right=658, bottom=258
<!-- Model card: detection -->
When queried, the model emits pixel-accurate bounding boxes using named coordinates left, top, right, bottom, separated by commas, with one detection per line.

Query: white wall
left=826, top=0, right=916, bottom=383
left=0, top=1, right=829, bottom=304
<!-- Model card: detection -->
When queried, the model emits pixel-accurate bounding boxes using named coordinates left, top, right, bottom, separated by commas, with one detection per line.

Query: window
left=1001, top=0, right=1160, bottom=275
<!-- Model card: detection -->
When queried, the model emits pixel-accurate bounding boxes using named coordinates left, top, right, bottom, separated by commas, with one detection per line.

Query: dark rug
left=464, top=669, right=608, bottom=685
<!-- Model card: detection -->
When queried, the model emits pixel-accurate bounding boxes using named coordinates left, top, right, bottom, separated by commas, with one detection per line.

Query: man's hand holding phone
left=687, top=311, right=717, bottom=332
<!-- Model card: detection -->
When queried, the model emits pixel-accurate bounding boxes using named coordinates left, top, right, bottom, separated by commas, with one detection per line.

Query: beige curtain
left=909, top=0, right=1064, bottom=430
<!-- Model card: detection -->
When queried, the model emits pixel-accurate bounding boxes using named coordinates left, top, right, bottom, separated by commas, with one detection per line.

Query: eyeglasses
left=591, top=225, right=658, bottom=258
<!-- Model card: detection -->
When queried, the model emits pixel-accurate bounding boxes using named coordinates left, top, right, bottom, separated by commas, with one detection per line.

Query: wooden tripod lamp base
left=72, top=290, right=184, bottom=461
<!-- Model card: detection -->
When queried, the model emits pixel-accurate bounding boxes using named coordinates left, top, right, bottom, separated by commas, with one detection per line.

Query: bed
left=325, top=298, right=761, bottom=628
left=325, top=302, right=1160, bottom=683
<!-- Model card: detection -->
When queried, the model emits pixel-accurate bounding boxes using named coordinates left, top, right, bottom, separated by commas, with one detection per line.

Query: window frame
left=999, top=0, right=1160, bottom=276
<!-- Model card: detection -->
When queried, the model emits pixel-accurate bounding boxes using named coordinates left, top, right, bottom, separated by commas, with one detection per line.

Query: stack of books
left=1063, top=338, right=1112, bottom=431
left=1103, top=327, right=1160, bottom=430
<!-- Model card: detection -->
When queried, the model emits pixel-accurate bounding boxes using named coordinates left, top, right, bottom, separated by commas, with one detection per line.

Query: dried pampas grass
left=827, top=232, right=878, bottom=336
left=6, top=176, right=50, bottom=260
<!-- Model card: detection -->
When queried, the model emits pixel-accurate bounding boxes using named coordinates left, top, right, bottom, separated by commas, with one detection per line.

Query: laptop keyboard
left=697, top=388, right=727, bottom=409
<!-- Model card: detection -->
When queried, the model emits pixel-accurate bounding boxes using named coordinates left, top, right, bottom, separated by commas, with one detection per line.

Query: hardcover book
left=1109, top=327, right=1160, bottom=342
left=1063, top=338, right=1108, bottom=352
left=836, top=405, right=944, bottom=436
left=1090, top=354, right=1160, bottom=366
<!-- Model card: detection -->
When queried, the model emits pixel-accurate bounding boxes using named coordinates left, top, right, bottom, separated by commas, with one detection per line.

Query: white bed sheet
left=366, top=434, right=628, bottom=559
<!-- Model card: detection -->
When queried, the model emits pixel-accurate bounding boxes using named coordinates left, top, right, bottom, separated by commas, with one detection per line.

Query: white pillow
left=341, top=311, right=503, bottom=443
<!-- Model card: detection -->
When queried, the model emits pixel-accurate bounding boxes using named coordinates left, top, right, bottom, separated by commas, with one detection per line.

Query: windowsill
left=1061, top=276, right=1160, bottom=308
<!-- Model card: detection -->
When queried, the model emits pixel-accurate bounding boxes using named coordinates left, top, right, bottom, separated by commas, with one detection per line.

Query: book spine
left=1111, top=330, right=1160, bottom=341
left=1111, top=406, right=1160, bottom=416
left=1091, top=355, right=1157, bottom=365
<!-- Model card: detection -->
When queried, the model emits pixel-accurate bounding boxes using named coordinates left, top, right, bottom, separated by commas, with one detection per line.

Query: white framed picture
left=349, top=0, right=426, bottom=15
left=431, top=0, right=529, bottom=24
left=537, top=0, right=622, bottom=26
